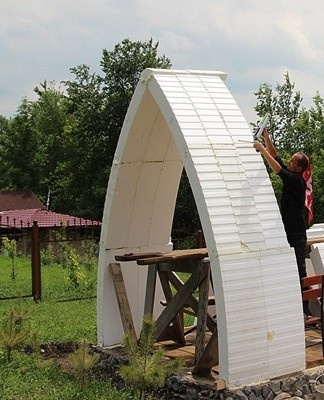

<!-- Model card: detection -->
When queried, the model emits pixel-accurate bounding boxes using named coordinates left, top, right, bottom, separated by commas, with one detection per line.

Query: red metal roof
left=0, top=209, right=101, bottom=229
left=0, top=191, right=46, bottom=211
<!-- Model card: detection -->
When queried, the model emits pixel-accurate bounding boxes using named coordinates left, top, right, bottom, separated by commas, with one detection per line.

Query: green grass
left=0, top=253, right=190, bottom=399
left=0, top=351, right=134, bottom=400
left=0, top=254, right=97, bottom=343
left=0, top=253, right=138, bottom=400
left=0, top=254, right=97, bottom=301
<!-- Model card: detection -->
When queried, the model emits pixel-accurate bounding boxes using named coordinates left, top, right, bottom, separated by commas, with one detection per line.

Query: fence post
left=32, top=221, right=41, bottom=301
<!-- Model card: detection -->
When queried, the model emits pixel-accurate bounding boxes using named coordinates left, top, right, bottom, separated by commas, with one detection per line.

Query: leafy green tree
left=305, top=93, right=324, bottom=153
left=53, top=64, right=108, bottom=217
left=302, top=96, right=324, bottom=223
left=0, top=99, right=42, bottom=192
left=311, top=150, right=324, bottom=223
left=100, top=38, right=172, bottom=166
left=0, top=83, right=68, bottom=206
left=32, top=81, right=69, bottom=207
left=254, top=75, right=324, bottom=225
left=172, top=171, right=201, bottom=248
left=0, top=39, right=171, bottom=222
left=60, top=38, right=172, bottom=220
left=254, top=72, right=303, bottom=150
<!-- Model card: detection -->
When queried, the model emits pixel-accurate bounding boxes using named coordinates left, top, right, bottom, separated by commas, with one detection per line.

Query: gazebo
left=97, top=68, right=305, bottom=388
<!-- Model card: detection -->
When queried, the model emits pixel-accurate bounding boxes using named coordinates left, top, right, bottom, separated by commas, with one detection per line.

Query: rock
left=273, top=393, right=291, bottom=400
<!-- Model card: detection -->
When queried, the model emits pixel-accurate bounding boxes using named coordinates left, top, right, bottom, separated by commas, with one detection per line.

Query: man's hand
left=262, top=127, right=269, bottom=138
left=253, top=140, right=282, bottom=174
left=253, top=141, right=266, bottom=154
left=260, top=128, right=278, bottom=158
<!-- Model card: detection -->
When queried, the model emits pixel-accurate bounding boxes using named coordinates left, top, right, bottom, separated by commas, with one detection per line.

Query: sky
left=1, top=0, right=323, bottom=125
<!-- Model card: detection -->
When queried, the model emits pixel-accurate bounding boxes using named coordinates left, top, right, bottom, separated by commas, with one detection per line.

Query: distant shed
left=0, top=190, right=46, bottom=211
left=0, top=191, right=101, bottom=252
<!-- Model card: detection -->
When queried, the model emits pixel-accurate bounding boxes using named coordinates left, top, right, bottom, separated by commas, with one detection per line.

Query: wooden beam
left=307, top=237, right=324, bottom=246
left=109, top=263, right=136, bottom=339
left=154, top=263, right=208, bottom=340
left=167, top=271, right=216, bottom=332
left=136, top=248, right=208, bottom=265
left=193, top=326, right=219, bottom=375
left=158, top=270, right=186, bottom=345
left=115, top=252, right=163, bottom=262
left=143, top=264, right=157, bottom=316
left=195, top=260, right=210, bottom=363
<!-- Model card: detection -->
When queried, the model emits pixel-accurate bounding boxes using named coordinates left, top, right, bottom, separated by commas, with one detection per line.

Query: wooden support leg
left=195, top=260, right=210, bottom=363
left=167, top=271, right=216, bottom=332
left=158, top=269, right=186, bottom=345
left=154, top=262, right=208, bottom=341
left=109, top=263, right=137, bottom=339
left=144, top=264, right=157, bottom=316
left=192, top=326, right=219, bottom=375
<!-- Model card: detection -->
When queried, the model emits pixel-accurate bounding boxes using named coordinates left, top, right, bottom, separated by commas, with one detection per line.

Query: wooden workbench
left=111, top=248, right=218, bottom=374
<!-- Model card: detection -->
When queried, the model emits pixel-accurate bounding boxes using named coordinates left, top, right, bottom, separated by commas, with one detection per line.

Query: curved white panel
left=97, top=68, right=305, bottom=388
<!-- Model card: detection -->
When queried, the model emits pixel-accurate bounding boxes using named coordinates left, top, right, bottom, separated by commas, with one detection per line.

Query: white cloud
left=1, top=0, right=324, bottom=119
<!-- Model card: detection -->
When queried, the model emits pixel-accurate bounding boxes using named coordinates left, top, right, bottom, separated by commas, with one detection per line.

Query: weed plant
left=119, top=315, right=183, bottom=400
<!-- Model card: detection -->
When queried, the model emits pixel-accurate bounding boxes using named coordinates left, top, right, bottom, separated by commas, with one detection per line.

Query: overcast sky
left=1, top=1, right=323, bottom=125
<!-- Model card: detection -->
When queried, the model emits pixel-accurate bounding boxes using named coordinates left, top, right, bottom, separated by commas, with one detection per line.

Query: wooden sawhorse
left=112, top=249, right=219, bottom=374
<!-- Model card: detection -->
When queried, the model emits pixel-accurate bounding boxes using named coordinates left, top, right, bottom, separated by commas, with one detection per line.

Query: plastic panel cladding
left=97, top=69, right=305, bottom=388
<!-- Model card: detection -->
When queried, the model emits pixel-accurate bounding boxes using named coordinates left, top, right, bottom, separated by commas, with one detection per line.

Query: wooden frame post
left=32, top=221, right=41, bottom=301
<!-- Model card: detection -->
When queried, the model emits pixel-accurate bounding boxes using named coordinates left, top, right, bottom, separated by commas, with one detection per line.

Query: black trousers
left=294, top=242, right=308, bottom=314
left=294, top=243, right=307, bottom=281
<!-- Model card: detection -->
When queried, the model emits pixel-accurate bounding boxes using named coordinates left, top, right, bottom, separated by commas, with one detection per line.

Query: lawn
left=0, top=253, right=97, bottom=343
left=0, top=250, right=190, bottom=400
left=0, top=252, right=137, bottom=400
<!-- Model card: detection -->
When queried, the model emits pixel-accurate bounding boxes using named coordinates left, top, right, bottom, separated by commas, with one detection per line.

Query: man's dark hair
left=297, top=152, right=309, bottom=173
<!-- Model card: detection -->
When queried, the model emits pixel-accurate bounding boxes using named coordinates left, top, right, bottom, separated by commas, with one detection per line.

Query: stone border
left=94, top=348, right=324, bottom=400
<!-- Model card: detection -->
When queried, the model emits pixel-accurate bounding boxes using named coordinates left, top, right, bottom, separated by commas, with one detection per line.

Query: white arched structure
left=97, top=68, right=305, bottom=388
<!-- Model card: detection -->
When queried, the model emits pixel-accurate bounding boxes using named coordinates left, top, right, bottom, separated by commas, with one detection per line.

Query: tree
left=100, top=38, right=172, bottom=166
left=253, top=73, right=305, bottom=207
left=119, top=315, right=182, bottom=400
left=0, top=99, right=42, bottom=192
left=53, top=65, right=109, bottom=217
left=254, top=75, right=324, bottom=225
left=33, top=81, right=70, bottom=207
left=254, top=72, right=303, bottom=151
left=60, top=39, right=172, bottom=220
left=0, top=39, right=172, bottom=221
left=0, top=83, right=70, bottom=206
left=302, top=94, right=324, bottom=223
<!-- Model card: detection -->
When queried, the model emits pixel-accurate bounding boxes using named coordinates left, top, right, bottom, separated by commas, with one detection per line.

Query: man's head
left=288, top=152, right=309, bottom=174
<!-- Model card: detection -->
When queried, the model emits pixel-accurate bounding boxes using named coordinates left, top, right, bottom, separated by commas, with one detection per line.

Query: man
left=253, top=129, right=309, bottom=283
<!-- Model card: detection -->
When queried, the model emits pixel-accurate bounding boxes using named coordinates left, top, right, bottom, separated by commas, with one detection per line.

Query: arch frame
left=97, top=68, right=305, bottom=388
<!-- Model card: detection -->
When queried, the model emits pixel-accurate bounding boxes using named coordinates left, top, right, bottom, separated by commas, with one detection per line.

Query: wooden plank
left=115, top=252, right=162, bottom=261
left=143, top=264, right=157, bottom=316
left=166, top=346, right=195, bottom=361
left=195, top=260, right=210, bottom=363
left=307, top=237, right=324, bottom=246
left=167, top=271, right=216, bottom=332
left=137, top=248, right=208, bottom=265
left=193, top=326, right=219, bottom=375
left=158, top=260, right=198, bottom=273
left=158, top=270, right=186, bottom=345
left=109, top=263, right=136, bottom=339
left=154, top=264, right=208, bottom=340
